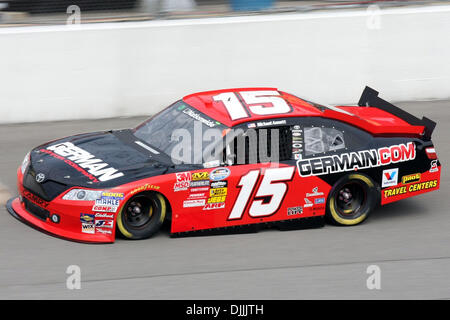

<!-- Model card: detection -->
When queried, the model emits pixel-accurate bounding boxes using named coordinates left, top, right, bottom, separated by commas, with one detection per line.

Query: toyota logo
left=35, top=173, right=46, bottom=183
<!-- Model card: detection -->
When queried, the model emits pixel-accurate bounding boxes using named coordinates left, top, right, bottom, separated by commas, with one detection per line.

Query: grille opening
left=23, top=198, right=49, bottom=221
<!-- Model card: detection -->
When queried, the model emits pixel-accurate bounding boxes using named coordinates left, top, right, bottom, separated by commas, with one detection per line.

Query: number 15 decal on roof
left=213, top=90, right=292, bottom=121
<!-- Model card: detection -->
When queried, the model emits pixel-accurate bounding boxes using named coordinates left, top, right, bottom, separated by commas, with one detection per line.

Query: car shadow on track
left=370, top=198, right=428, bottom=222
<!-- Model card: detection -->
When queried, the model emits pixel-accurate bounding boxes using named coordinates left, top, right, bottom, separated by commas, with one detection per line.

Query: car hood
left=28, top=129, right=173, bottom=189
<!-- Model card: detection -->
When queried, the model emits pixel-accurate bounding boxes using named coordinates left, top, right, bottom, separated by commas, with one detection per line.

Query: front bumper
left=6, top=197, right=114, bottom=243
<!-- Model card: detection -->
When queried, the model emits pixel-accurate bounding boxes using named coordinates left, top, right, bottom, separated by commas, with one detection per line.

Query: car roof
left=182, top=87, right=425, bottom=137
left=183, top=87, right=322, bottom=127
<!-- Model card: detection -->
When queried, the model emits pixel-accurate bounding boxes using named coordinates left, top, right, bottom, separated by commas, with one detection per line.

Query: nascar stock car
left=7, top=86, right=441, bottom=243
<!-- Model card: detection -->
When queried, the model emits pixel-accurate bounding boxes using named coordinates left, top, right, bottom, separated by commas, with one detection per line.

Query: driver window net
left=304, top=127, right=345, bottom=156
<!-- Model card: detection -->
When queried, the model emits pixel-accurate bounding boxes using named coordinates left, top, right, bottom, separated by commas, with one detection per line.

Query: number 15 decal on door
left=213, top=90, right=292, bottom=121
left=228, top=167, right=295, bottom=220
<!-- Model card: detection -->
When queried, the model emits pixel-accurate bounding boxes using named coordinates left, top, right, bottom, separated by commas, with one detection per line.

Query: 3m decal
left=382, top=168, right=399, bottom=188
left=45, top=142, right=124, bottom=182
left=297, top=142, right=415, bottom=177
left=383, top=180, right=438, bottom=198
left=174, top=172, right=192, bottom=191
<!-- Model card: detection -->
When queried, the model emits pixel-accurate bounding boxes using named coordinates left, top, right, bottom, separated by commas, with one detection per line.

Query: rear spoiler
left=358, top=86, right=436, bottom=139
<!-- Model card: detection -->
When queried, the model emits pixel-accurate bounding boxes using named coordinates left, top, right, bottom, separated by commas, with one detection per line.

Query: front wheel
left=326, top=173, right=379, bottom=226
left=117, top=192, right=167, bottom=240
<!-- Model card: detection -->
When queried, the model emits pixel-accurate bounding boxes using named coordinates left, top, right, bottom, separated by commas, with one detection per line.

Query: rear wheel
left=326, top=173, right=378, bottom=226
left=117, top=192, right=167, bottom=240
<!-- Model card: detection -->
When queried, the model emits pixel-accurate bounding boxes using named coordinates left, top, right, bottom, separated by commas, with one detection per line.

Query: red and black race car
left=7, top=86, right=441, bottom=243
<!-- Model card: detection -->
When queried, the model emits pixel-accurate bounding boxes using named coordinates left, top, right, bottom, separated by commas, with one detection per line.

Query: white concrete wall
left=0, top=5, right=449, bottom=123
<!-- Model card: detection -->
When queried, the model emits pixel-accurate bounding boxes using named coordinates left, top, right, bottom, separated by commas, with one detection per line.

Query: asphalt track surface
left=0, top=100, right=449, bottom=299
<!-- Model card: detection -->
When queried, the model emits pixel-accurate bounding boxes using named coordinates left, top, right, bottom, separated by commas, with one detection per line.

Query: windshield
left=133, top=101, right=227, bottom=164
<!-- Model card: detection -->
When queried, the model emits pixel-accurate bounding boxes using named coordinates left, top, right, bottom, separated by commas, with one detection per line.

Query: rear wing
left=358, top=86, right=436, bottom=139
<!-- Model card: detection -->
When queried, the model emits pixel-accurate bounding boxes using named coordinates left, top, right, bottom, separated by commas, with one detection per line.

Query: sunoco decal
left=297, top=142, right=415, bottom=177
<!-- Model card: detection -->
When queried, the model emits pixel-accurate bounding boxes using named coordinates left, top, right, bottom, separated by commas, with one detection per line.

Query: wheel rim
left=123, top=195, right=155, bottom=229
left=335, top=181, right=366, bottom=219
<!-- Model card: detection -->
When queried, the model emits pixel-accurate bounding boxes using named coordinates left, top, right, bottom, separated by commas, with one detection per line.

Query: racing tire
left=326, top=173, right=378, bottom=226
left=117, top=192, right=167, bottom=240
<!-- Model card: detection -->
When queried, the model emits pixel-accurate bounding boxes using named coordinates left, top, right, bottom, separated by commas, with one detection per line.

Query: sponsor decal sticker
left=211, top=181, right=227, bottom=188
left=183, top=199, right=206, bottom=208
left=208, top=196, right=226, bottom=203
left=203, top=203, right=226, bottom=210
left=174, top=172, right=192, bottom=191
left=190, top=187, right=209, bottom=192
left=402, top=173, right=421, bottom=184
left=182, top=108, right=217, bottom=128
left=95, top=213, right=114, bottom=219
left=314, top=197, right=325, bottom=204
left=92, top=205, right=118, bottom=213
left=306, top=187, right=324, bottom=197
left=23, top=190, right=49, bottom=208
left=80, top=213, right=95, bottom=234
left=383, top=179, right=438, bottom=198
left=304, top=198, right=313, bottom=208
left=429, top=160, right=438, bottom=173
left=80, top=213, right=95, bottom=223
left=382, top=168, right=399, bottom=188
left=101, top=192, right=124, bottom=200
left=210, top=188, right=227, bottom=197
left=210, top=167, right=230, bottom=181
left=192, top=172, right=209, bottom=181
left=287, top=206, right=303, bottom=216
left=130, top=184, right=160, bottom=195
left=96, top=228, right=112, bottom=235
left=45, top=142, right=124, bottom=182
left=297, top=142, right=415, bottom=177
left=95, top=197, right=120, bottom=207
left=95, top=220, right=114, bottom=229
left=190, top=180, right=210, bottom=188
left=81, top=223, right=95, bottom=234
